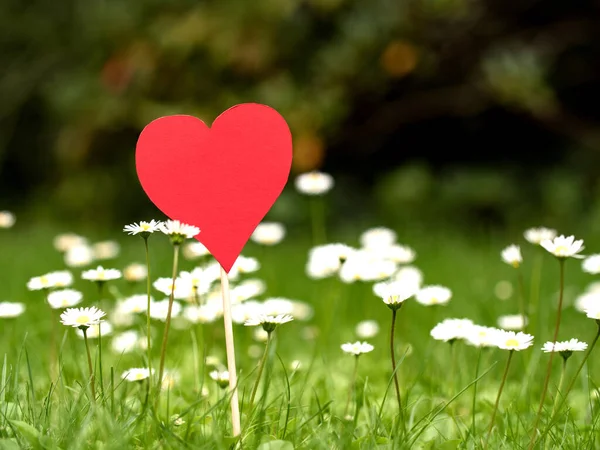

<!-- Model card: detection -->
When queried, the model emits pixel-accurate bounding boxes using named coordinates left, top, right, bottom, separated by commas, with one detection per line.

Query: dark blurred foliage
left=2, top=0, right=600, bottom=232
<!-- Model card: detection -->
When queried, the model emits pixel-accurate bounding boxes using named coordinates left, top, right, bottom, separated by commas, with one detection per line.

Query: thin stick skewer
left=220, top=266, right=241, bottom=436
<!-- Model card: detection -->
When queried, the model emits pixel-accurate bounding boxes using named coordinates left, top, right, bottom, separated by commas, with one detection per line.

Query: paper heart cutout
left=136, top=103, right=292, bottom=272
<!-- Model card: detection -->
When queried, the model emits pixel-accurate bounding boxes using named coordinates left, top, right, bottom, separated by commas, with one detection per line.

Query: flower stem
left=344, top=355, right=360, bottom=418
left=143, top=237, right=153, bottom=400
left=156, top=244, right=180, bottom=402
left=389, top=309, right=404, bottom=423
left=249, top=331, right=272, bottom=407
left=517, top=269, right=527, bottom=333
left=484, top=350, right=514, bottom=448
left=83, top=329, right=96, bottom=401
left=471, top=348, right=483, bottom=434
left=529, top=259, right=565, bottom=449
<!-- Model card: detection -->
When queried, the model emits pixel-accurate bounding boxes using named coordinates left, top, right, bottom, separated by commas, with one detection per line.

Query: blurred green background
left=2, top=0, right=600, bottom=235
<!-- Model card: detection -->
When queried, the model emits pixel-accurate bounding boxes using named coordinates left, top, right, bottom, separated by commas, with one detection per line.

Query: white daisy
left=501, top=245, right=522, bottom=268
left=123, top=220, right=162, bottom=237
left=120, top=294, right=152, bottom=314
left=465, top=325, right=501, bottom=347
left=121, top=368, right=153, bottom=382
left=583, top=255, right=600, bottom=275
left=182, top=241, right=211, bottom=260
left=76, top=321, right=113, bottom=339
left=0, top=211, right=15, bottom=228
left=373, top=280, right=415, bottom=309
left=60, top=306, right=105, bottom=329
left=355, top=320, right=380, bottom=339
left=209, top=370, right=230, bottom=388
left=542, top=339, right=587, bottom=353
left=231, top=255, right=260, bottom=274
left=575, top=291, right=600, bottom=313
left=430, top=318, right=475, bottom=342
left=383, top=244, right=416, bottom=264
left=111, top=330, right=144, bottom=354
left=244, top=313, right=294, bottom=332
left=583, top=303, right=600, bottom=320
left=295, top=171, right=334, bottom=195
left=524, top=227, right=557, bottom=245
left=123, top=263, right=148, bottom=282
left=149, top=299, right=182, bottom=321
left=251, top=222, right=286, bottom=246
left=494, top=330, right=534, bottom=351
left=92, top=241, right=120, bottom=260
left=27, top=271, right=73, bottom=290
left=497, top=314, right=528, bottom=331
left=341, top=341, right=374, bottom=356
left=415, top=285, right=452, bottom=306
left=64, top=245, right=94, bottom=267
left=160, top=220, right=200, bottom=244
left=540, top=235, right=585, bottom=259
left=47, top=289, right=83, bottom=309
left=359, top=227, right=397, bottom=249
left=0, top=302, right=25, bottom=318
left=82, top=266, right=122, bottom=282
left=53, top=233, right=88, bottom=253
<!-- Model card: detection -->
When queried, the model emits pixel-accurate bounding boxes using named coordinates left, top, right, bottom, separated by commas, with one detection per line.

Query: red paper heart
left=135, top=103, right=292, bottom=272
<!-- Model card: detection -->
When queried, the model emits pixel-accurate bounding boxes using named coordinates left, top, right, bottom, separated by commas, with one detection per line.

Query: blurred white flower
left=244, top=313, right=293, bottom=332
left=541, top=235, right=585, bottom=259
left=465, top=325, right=501, bottom=347
left=92, top=241, right=120, bottom=260
left=121, top=368, right=153, bottom=382
left=0, top=211, right=15, bottom=228
left=494, top=330, right=534, bottom=351
left=47, top=289, right=83, bottom=309
left=0, top=302, right=25, bottom=318
left=373, top=280, right=416, bottom=309
left=430, top=318, right=474, bottom=342
left=231, top=255, right=260, bottom=274
left=53, top=233, right=88, bottom=252
left=295, top=171, right=334, bottom=195
left=383, top=244, right=416, bottom=264
left=183, top=304, right=221, bottom=324
left=501, top=245, right=522, bottom=268
left=160, top=220, right=200, bottom=244
left=251, top=222, right=286, bottom=245
left=542, top=339, right=587, bottom=353
left=120, top=294, right=152, bottom=314
left=497, top=314, right=528, bottom=331
left=392, top=266, right=423, bottom=292
left=182, top=241, right=211, bottom=260
left=209, top=370, right=230, bottom=388
left=359, top=227, right=396, bottom=250
left=253, top=327, right=269, bottom=343
left=27, top=271, right=73, bottom=290
left=232, top=278, right=266, bottom=302
left=82, top=266, right=122, bottom=282
left=153, top=277, right=191, bottom=300
left=415, top=285, right=452, bottom=306
left=340, top=250, right=396, bottom=283
left=355, top=320, right=380, bottom=339
left=65, top=245, right=94, bottom=267
left=524, top=227, right=557, bottom=245
left=76, top=321, right=113, bottom=338
left=583, top=255, right=600, bottom=274
left=149, top=299, right=182, bottom=321
left=575, top=291, right=600, bottom=313
left=123, top=263, right=148, bottom=282
left=112, top=330, right=144, bottom=354
left=341, top=341, right=374, bottom=356
left=494, top=280, right=513, bottom=301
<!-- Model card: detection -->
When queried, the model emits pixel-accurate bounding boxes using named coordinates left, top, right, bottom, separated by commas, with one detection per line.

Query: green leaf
left=437, top=440, right=461, bottom=450
left=0, top=439, right=20, bottom=450
left=257, top=440, right=294, bottom=450
left=9, top=420, right=41, bottom=449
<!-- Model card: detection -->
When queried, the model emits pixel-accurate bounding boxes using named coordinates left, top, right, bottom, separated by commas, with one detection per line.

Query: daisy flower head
left=60, top=306, right=106, bottom=330
left=251, top=222, right=286, bottom=246
left=540, top=235, right=585, bottom=260
left=76, top=321, right=113, bottom=339
left=27, top=271, right=73, bottom=291
left=92, top=241, right=120, bottom=260
left=209, top=370, right=230, bottom=389
left=47, top=289, right=83, bottom=309
left=542, top=339, right=587, bottom=361
left=373, top=280, right=415, bottom=310
left=384, top=244, right=417, bottom=264
left=295, top=171, right=334, bottom=195
left=524, top=227, right=557, bottom=245
left=183, top=241, right=210, bottom=260
left=123, top=263, right=148, bottom=282
left=341, top=341, right=374, bottom=356
left=415, top=285, right=452, bottom=306
left=575, top=291, right=600, bottom=313
left=583, top=255, right=600, bottom=275
left=244, top=313, right=294, bottom=333
left=355, top=320, right=380, bottom=339
left=82, top=266, right=122, bottom=282
left=360, top=227, right=397, bottom=250
left=497, top=314, right=528, bottom=331
left=121, top=368, right=153, bottom=382
left=53, top=233, right=88, bottom=253
left=123, top=220, right=162, bottom=238
left=583, top=303, right=600, bottom=321
left=501, top=245, right=522, bottom=268
left=64, top=244, right=94, bottom=268
left=465, top=325, right=501, bottom=347
left=430, top=318, right=475, bottom=343
left=0, top=211, right=15, bottom=228
left=494, top=330, right=534, bottom=351
left=0, top=302, right=25, bottom=318
left=159, top=220, right=200, bottom=245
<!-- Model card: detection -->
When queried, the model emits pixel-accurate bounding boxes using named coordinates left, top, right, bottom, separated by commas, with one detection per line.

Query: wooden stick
left=220, top=266, right=241, bottom=436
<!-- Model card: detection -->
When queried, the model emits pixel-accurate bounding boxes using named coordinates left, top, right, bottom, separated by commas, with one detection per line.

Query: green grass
left=0, top=222, right=599, bottom=449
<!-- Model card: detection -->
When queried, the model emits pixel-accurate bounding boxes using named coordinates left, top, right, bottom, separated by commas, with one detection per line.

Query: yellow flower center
left=76, top=315, right=90, bottom=324
left=555, top=245, right=568, bottom=254
left=505, top=338, right=519, bottom=347
left=134, top=372, right=145, bottom=380
left=141, top=224, right=150, bottom=231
